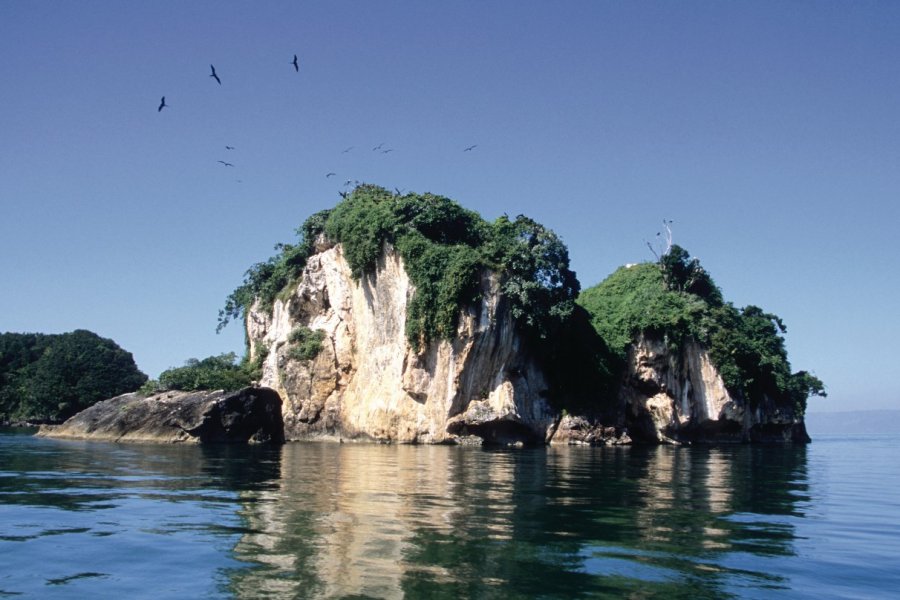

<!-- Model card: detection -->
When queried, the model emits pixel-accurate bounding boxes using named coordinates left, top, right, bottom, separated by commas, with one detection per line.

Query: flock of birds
left=156, top=55, right=477, bottom=185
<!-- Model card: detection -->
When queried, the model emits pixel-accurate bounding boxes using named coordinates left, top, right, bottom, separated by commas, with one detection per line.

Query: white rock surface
left=248, top=243, right=556, bottom=444
left=620, top=333, right=806, bottom=443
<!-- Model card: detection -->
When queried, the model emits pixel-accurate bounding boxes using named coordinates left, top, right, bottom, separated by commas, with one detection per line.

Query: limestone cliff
left=247, top=240, right=557, bottom=444
left=620, top=333, right=810, bottom=443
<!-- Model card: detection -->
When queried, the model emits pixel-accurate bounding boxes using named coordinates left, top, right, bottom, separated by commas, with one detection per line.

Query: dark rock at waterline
left=550, top=414, right=632, bottom=446
left=38, top=387, right=284, bottom=444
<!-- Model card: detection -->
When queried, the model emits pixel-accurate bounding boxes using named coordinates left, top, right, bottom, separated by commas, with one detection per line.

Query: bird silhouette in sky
left=372, top=142, right=385, bottom=151
left=218, top=160, right=234, bottom=167
left=326, top=172, right=336, bottom=178
left=382, top=149, right=394, bottom=154
left=342, top=146, right=354, bottom=153
left=210, top=64, right=221, bottom=84
left=292, top=55, right=299, bottom=72
left=464, top=144, right=477, bottom=152
left=225, top=146, right=235, bottom=150
left=158, top=96, right=167, bottom=112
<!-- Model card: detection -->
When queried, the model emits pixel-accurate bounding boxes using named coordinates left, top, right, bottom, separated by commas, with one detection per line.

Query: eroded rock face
left=620, top=334, right=810, bottom=443
left=247, top=243, right=557, bottom=444
left=38, top=387, right=284, bottom=444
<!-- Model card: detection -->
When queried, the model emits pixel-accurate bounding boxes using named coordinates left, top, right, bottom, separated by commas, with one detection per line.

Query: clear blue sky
left=2, top=1, right=898, bottom=413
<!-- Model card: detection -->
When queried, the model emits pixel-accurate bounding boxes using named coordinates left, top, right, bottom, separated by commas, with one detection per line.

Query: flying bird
left=342, top=146, right=354, bottom=154
left=382, top=149, right=393, bottom=154
left=464, top=145, right=477, bottom=152
left=372, top=142, right=385, bottom=151
left=218, top=160, right=234, bottom=167
left=210, top=64, right=221, bottom=84
left=225, top=146, right=235, bottom=150
left=326, top=172, right=336, bottom=178
left=292, top=54, right=299, bottom=72
left=158, top=96, right=167, bottom=112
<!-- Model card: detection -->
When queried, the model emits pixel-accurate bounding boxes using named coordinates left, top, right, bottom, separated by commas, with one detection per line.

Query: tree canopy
left=0, top=330, right=147, bottom=423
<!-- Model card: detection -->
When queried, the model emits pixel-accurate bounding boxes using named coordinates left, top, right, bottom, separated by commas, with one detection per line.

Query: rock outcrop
left=248, top=241, right=557, bottom=445
left=620, top=333, right=810, bottom=443
left=38, top=387, right=284, bottom=444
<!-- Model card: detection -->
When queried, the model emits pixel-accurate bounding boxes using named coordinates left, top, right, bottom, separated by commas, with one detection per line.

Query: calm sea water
left=1, top=429, right=898, bottom=599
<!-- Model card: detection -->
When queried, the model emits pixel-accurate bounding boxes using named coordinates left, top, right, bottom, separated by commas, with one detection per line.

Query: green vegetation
left=0, top=330, right=147, bottom=423
left=139, top=350, right=266, bottom=395
left=577, top=245, right=825, bottom=415
left=217, top=209, right=331, bottom=332
left=220, top=185, right=580, bottom=347
left=287, top=326, right=325, bottom=361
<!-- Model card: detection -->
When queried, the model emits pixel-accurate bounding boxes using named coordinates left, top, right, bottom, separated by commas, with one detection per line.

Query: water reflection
left=0, top=432, right=285, bottom=597
left=0, top=429, right=809, bottom=598
left=227, top=443, right=809, bottom=599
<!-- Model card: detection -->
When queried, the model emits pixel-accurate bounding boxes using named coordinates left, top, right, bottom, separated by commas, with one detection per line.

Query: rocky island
left=42, top=185, right=824, bottom=445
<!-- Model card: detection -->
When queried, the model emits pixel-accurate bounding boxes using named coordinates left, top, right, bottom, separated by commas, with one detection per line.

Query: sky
left=1, top=1, right=898, bottom=413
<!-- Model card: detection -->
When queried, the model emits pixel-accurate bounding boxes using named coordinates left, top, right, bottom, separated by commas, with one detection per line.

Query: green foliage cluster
left=577, top=246, right=825, bottom=415
left=659, top=245, right=723, bottom=305
left=140, top=350, right=265, bottom=395
left=577, top=262, right=707, bottom=357
left=703, top=304, right=825, bottom=417
left=0, top=330, right=148, bottom=423
left=287, top=326, right=325, bottom=362
left=322, top=185, right=493, bottom=343
left=220, top=185, right=580, bottom=348
left=218, top=209, right=332, bottom=332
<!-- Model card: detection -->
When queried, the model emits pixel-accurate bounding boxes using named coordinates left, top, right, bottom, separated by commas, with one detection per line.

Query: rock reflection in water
left=227, top=443, right=809, bottom=599
left=228, top=444, right=521, bottom=598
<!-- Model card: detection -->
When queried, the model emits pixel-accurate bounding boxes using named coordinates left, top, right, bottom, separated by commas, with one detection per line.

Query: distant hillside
left=0, top=330, right=147, bottom=424
left=805, top=410, right=900, bottom=435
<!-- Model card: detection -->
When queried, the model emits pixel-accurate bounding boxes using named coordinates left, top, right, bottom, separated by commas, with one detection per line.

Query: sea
left=1, top=426, right=898, bottom=599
